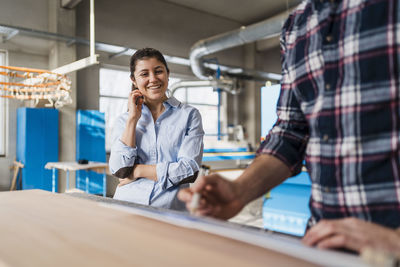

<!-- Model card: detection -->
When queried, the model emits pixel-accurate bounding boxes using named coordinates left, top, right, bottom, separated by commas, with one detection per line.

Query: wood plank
left=0, top=190, right=319, bottom=267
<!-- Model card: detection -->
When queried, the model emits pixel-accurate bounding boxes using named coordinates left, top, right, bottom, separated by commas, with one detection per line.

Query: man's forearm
left=234, top=154, right=292, bottom=206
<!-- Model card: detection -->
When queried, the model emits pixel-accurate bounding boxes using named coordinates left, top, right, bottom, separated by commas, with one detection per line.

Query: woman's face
left=132, top=57, right=169, bottom=102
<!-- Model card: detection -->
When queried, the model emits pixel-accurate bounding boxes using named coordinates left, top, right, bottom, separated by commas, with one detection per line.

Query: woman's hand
left=121, top=90, right=143, bottom=148
left=117, top=166, right=138, bottom=187
left=117, top=164, right=157, bottom=186
left=127, top=90, right=144, bottom=122
left=118, top=177, right=135, bottom=187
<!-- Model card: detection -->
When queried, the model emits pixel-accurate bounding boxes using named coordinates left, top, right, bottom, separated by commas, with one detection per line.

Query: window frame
left=173, top=86, right=221, bottom=137
left=0, top=49, right=8, bottom=157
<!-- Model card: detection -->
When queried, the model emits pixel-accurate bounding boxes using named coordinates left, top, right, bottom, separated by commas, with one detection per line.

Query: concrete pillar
left=76, top=62, right=99, bottom=110
left=48, top=0, right=77, bottom=192
left=241, top=43, right=262, bottom=149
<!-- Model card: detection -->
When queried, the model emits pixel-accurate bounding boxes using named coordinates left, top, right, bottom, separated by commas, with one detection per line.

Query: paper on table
left=100, top=202, right=367, bottom=267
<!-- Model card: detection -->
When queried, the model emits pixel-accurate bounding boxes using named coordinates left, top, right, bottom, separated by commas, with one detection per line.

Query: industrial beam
left=61, top=0, right=83, bottom=9
left=52, top=54, right=99, bottom=75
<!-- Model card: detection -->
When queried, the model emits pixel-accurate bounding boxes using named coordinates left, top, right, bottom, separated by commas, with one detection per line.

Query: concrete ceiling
left=0, top=0, right=305, bottom=65
left=161, top=0, right=302, bottom=25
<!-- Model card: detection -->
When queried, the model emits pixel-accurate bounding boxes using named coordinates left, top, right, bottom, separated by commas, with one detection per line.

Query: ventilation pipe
left=190, top=10, right=290, bottom=81
left=170, top=79, right=236, bottom=96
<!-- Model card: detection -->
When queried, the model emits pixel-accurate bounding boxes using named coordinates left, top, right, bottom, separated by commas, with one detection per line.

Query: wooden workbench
left=0, top=190, right=365, bottom=267
left=44, top=161, right=109, bottom=196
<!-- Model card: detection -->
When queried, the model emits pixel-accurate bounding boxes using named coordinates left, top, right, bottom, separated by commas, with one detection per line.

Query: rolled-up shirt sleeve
left=257, top=27, right=309, bottom=176
left=109, top=114, right=138, bottom=178
left=157, top=109, right=204, bottom=190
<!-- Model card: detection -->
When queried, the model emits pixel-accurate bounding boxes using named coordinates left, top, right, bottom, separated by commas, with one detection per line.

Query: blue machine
left=16, top=108, right=59, bottom=191
left=76, top=110, right=106, bottom=195
left=261, top=85, right=311, bottom=236
left=263, top=172, right=311, bottom=236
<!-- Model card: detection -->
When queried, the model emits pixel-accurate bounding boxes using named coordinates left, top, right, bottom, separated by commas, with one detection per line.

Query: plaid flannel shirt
left=258, top=0, right=400, bottom=228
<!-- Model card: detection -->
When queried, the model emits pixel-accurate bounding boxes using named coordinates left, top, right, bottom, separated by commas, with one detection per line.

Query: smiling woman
left=132, top=58, right=168, bottom=103
left=108, top=48, right=204, bottom=210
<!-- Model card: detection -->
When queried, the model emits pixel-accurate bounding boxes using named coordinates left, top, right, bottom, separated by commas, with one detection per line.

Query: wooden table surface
left=44, top=161, right=109, bottom=174
left=0, top=190, right=348, bottom=267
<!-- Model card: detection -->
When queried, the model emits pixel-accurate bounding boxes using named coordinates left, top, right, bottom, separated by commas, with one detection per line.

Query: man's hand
left=302, top=218, right=400, bottom=256
left=178, top=154, right=291, bottom=220
left=178, top=173, right=245, bottom=220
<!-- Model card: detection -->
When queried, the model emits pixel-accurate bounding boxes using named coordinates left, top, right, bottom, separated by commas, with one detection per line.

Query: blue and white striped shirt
left=109, top=96, right=204, bottom=210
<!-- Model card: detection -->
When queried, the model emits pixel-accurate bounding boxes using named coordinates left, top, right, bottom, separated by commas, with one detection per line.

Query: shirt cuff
left=156, top=162, right=173, bottom=189
left=156, top=161, right=196, bottom=190
left=109, top=139, right=138, bottom=176
left=115, top=139, right=137, bottom=157
left=257, top=134, right=304, bottom=175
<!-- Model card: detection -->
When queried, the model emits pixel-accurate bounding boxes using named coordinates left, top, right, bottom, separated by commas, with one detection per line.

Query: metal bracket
left=109, top=48, right=130, bottom=59
left=66, top=39, right=76, bottom=47
left=2, top=29, right=19, bottom=43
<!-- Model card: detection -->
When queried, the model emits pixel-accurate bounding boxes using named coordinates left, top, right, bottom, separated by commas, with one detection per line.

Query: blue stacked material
left=203, top=146, right=255, bottom=162
left=76, top=110, right=105, bottom=195
left=203, top=148, right=247, bottom=153
left=16, top=108, right=59, bottom=191
left=262, top=172, right=311, bottom=236
left=202, top=152, right=255, bottom=162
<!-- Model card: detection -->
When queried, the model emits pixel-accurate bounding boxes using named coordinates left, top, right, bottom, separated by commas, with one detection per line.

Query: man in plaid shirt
left=180, top=0, right=400, bottom=254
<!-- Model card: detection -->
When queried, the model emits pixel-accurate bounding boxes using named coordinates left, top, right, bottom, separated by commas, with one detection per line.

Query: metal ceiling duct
left=170, top=79, right=236, bottom=96
left=190, top=10, right=290, bottom=81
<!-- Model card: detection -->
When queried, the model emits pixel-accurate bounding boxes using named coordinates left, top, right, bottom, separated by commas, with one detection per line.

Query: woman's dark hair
left=129, top=48, right=170, bottom=78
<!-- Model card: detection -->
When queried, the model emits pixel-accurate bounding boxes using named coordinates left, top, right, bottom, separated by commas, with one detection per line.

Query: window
left=99, top=67, right=220, bottom=152
left=0, top=50, right=6, bottom=156
left=173, top=86, right=220, bottom=139
left=99, top=68, right=131, bottom=152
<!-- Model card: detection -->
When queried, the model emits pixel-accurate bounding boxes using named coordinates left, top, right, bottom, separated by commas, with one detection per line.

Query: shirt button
left=323, top=134, right=329, bottom=142
left=326, top=35, right=333, bottom=42
left=325, top=83, right=331, bottom=90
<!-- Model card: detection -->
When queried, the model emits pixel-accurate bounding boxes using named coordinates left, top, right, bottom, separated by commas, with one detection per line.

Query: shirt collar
left=164, top=96, right=181, bottom=109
